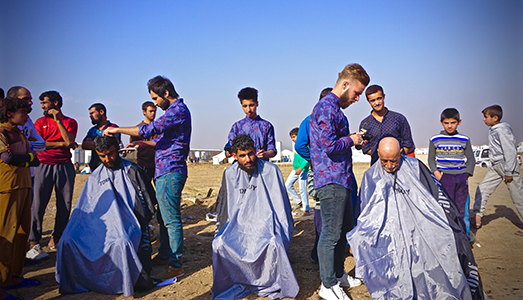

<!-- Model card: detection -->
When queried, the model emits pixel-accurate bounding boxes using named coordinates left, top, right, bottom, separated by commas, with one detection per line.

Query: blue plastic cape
left=347, top=156, right=472, bottom=300
left=56, top=159, right=154, bottom=296
left=212, top=159, right=299, bottom=299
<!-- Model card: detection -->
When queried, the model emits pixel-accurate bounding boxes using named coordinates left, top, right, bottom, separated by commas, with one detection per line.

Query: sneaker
left=319, top=282, right=351, bottom=300
left=292, top=202, right=303, bottom=212
left=25, top=244, right=49, bottom=260
left=153, top=266, right=185, bottom=280
left=337, top=272, right=361, bottom=288
left=151, top=255, right=169, bottom=266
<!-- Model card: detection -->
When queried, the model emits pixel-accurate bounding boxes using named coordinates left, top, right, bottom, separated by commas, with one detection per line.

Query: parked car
left=474, top=147, right=522, bottom=168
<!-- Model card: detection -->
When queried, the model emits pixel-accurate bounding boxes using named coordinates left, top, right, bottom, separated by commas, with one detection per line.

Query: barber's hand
left=505, top=176, right=513, bottom=183
left=349, top=132, right=364, bottom=146
left=103, top=127, right=118, bottom=137
left=257, top=149, right=266, bottom=159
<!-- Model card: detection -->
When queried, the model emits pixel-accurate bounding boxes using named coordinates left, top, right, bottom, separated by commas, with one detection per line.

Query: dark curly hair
left=231, top=134, right=254, bottom=154
left=0, top=97, right=30, bottom=123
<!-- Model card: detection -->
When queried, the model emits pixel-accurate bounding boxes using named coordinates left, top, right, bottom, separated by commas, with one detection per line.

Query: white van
left=474, top=147, right=522, bottom=168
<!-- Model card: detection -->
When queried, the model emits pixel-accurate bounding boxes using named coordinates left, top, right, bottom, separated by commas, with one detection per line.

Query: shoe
left=337, top=272, right=361, bottom=288
left=304, top=210, right=311, bottom=216
left=3, top=278, right=41, bottom=290
left=319, top=282, right=351, bottom=300
left=151, top=255, right=169, bottom=266
left=474, top=214, right=482, bottom=228
left=25, top=244, right=49, bottom=260
left=154, top=266, right=184, bottom=280
left=292, top=203, right=303, bottom=212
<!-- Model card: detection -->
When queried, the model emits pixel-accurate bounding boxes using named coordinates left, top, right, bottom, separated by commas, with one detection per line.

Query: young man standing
left=310, top=64, right=369, bottom=300
left=82, top=103, right=121, bottom=171
left=224, top=87, right=276, bottom=160
left=129, top=101, right=157, bottom=181
left=30, top=91, right=78, bottom=252
left=104, top=75, right=191, bottom=280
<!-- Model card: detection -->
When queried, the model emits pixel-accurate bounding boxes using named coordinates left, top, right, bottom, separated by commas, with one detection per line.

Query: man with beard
left=56, top=135, right=156, bottom=296
left=104, top=75, right=191, bottom=280
left=212, top=134, right=298, bottom=299
left=346, top=137, right=485, bottom=300
left=82, top=103, right=121, bottom=171
left=310, top=64, right=370, bottom=300
left=30, top=91, right=78, bottom=252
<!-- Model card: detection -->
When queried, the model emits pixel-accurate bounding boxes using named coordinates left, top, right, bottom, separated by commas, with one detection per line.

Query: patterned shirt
left=139, top=98, right=191, bottom=179
left=310, top=92, right=354, bottom=190
left=428, top=131, right=474, bottom=175
left=224, top=115, right=277, bottom=158
left=359, top=108, right=415, bottom=164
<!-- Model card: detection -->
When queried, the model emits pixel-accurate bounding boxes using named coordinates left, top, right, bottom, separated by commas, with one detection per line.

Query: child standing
left=473, top=105, right=523, bottom=235
left=285, top=128, right=310, bottom=215
left=428, top=108, right=475, bottom=220
left=0, top=98, right=41, bottom=298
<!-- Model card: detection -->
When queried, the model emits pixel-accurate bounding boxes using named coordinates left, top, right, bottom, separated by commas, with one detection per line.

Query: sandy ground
left=12, top=156, right=523, bottom=300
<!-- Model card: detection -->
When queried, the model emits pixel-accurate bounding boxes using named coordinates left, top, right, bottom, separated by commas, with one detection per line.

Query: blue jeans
left=317, top=184, right=353, bottom=287
left=155, top=172, right=187, bottom=268
left=285, top=169, right=309, bottom=211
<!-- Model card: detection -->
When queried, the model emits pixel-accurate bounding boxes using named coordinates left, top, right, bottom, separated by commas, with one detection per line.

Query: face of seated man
left=377, top=137, right=401, bottom=173
left=233, top=147, right=257, bottom=173
left=96, top=145, right=120, bottom=170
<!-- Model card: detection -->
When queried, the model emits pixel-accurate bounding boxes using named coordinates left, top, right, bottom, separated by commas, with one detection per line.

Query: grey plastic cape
left=56, top=159, right=155, bottom=296
left=212, top=159, right=299, bottom=299
left=346, top=156, right=472, bottom=300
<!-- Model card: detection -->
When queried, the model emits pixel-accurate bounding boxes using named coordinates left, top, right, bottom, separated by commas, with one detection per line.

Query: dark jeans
left=155, top=172, right=187, bottom=268
left=317, top=184, right=353, bottom=287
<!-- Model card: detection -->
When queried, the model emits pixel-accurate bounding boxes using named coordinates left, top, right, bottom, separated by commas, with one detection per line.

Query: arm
left=127, top=140, right=156, bottom=148
left=295, top=117, right=310, bottom=161
left=264, top=124, right=277, bottom=158
left=82, top=132, right=94, bottom=150
left=427, top=139, right=442, bottom=180
left=104, top=126, right=140, bottom=137
left=47, top=109, right=76, bottom=148
left=399, top=115, right=415, bottom=153
left=0, top=151, right=40, bottom=167
left=257, top=149, right=275, bottom=159
left=464, top=139, right=475, bottom=176
left=499, top=129, right=518, bottom=179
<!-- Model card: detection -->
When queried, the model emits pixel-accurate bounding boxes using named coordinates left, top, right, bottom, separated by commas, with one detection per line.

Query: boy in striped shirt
left=428, top=108, right=475, bottom=219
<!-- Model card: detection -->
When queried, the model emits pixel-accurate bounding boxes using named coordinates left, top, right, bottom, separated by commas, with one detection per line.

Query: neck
left=97, top=119, right=108, bottom=129
left=372, top=107, right=387, bottom=117
left=144, top=118, right=153, bottom=124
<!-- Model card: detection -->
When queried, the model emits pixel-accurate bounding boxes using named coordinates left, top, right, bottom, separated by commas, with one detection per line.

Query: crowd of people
left=0, top=63, right=521, bottom=299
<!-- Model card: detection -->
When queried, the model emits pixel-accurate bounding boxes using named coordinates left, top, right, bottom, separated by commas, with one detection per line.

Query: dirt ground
left=12, top=157, right=523, bottom=299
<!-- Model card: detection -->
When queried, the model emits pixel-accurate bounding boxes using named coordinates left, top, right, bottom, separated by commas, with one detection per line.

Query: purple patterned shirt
left=359, top=109, right=415, bottom=164
left=225, top=115, right=277, bottom=158
left=310, top=92, right=354, bottom=190
left=139, top=98, right=191, bottom=179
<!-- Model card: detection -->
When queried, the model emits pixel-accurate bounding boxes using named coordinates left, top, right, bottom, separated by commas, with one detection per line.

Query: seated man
left=212, top=134, right=299, bottom=299
left=347, top=137, right=485, bottom=300
left=56, top=136, right=156, bottom=296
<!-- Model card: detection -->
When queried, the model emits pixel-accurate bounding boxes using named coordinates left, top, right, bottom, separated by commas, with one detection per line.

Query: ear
left=163, top=90, right=170, bottom=99
left=458, top=119, right=462, bottom=125
left=231, top=151, right=237, bottom=159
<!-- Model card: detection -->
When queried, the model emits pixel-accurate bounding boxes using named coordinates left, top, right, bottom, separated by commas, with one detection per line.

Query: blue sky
left=1, top=0, right=521, bottom=151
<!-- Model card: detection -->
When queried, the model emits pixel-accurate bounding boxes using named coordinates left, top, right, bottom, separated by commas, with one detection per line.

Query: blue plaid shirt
left=224, top=115, right=277, bottom=158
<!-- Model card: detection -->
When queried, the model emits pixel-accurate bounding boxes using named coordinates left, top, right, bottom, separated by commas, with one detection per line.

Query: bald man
left=347, top=137, right=485, bottom=300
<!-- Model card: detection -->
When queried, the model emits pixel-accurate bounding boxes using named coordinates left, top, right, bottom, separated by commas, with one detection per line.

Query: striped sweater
left=428, top=131, right=475, bottom=175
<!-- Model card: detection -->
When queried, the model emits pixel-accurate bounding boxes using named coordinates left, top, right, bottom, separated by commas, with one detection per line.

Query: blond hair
left=337, top=64, right=370, bottom=86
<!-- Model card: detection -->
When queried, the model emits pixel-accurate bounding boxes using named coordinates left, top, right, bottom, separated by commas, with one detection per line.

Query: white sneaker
left=319, top=282, right=351, bottom=300
left=26, top=244, right=49, bottom=260
left=337, top=272, right=362, bottom=288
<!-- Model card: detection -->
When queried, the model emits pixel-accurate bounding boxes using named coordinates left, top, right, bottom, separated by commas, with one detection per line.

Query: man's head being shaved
left=377, top=137, right=401, bottom=173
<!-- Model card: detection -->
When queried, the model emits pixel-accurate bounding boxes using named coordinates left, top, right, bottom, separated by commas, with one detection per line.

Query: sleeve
left=139, top=106, right=188, bottom=139
left=25, top=119, right=46, bottom=152
left=0, top=133, right=8, bottom=153
left=499, top=129, right=518, bottom=176
left=266, top=123, right=277, bottom=154
left=82, top=128, right=93, bottom=143
left=316, top=111, right=353, bottom=155
left=399, top=114, right=415, bottom=151
left=224, top=124, right=236, bottom=151
left=34, top=118, right=44, bottom=138
left=464, top=139, right=475, bottom=176
left=66, top=118, right=78, bottom=137
left=295, top=117, right=310, bottom=161
left=428, top=138, right=438, bottom=173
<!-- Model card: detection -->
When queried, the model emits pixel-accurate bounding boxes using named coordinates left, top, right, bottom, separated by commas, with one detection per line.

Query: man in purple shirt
left=224, top=87, right=276, bottom=160
left=310, top=64, right=370, bottom=300
left=359, top=84, right=415, bottom=165
left=104, top=76, right=191, bottom=281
